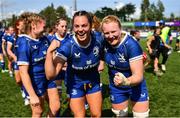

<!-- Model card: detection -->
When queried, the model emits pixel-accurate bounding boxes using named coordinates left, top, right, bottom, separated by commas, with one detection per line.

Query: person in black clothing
left=147, top=28, right=163, bottom=76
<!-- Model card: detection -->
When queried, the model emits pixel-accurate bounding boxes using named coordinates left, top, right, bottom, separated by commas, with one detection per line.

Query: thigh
left=70, top=97, right=86, bottom=117
left=86, top=91, right=102, bottom=115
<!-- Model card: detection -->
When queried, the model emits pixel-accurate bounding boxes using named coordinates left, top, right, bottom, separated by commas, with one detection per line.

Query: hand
left=113, top=72, right=124, bottom=86
left=113, top=72, right=130, bottom=86
left=47, top=40, right=60, bottom=53
left=30, top=95, right=40, bottom=107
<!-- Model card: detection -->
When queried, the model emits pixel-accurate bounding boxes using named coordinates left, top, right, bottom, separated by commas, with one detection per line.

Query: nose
left=108, top=33, right=115, bottom=38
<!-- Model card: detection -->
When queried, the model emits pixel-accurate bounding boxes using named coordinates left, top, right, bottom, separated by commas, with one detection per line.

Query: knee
left=50, top=101, right=60, bottom=115
left=133, top=109, right=150, bottom=118
left=112, top=107, right=128, bottom=117
left=91, top=111, right=101, bottom=117
left=32, top=107, right=43, bottom=117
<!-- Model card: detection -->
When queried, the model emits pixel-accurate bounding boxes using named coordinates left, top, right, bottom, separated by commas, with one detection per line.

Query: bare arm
left=45, top=40, right=65, bottom=80
left=2, top=40, right=7, bottom=56
left=7, top=42, right=17, bottom=61
left=114, top=59, right=144, bottom=86
left=19, top=65, right=39, bottom=105
left=146, top=35, right=154, bottom=54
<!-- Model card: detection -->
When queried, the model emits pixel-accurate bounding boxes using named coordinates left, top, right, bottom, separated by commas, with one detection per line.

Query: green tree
left=56, top=6, right=68, bottom=19
left=170, top=13, right=175, bottom=21
left=140, top=0, right=150, bottom=21
left=39, top=3, right=56, bottom=28
left=147, top=3, right=157, bottom=21
left=156, top=0, right=164, bottom=20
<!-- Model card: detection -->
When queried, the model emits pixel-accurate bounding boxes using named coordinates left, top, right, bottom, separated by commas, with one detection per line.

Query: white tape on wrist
left=116, top=72, right=130, bottom=86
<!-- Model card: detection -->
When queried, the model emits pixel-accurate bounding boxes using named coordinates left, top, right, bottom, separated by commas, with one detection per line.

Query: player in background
left=2, top=26, right=14, bottom=77
left=147, top=28, right=163, bottom=76
left=159, top=20, right=172, bottom=72
left=0, top=22, right=6, bottom=73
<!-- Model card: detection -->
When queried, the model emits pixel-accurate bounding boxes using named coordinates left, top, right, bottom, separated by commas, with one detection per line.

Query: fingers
left=113, top=75, right=122, bottom=86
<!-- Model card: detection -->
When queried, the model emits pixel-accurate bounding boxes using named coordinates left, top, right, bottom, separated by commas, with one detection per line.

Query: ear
left=31, top=22, right=36, bottom=29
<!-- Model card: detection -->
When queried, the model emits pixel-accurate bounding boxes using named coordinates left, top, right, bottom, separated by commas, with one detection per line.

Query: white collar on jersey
left=114, top=31, right=128, bottom=48
left=73, top=34, right=92, bottom=48
left=20, top=34, right=39, bottom=41
left=55, top=32, right=66, bottom=41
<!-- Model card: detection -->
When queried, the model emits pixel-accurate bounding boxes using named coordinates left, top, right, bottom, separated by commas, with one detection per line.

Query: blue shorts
left=27, top=77, right=48, bottom=97
left=67, top=82, right=102, bottom=98
left=110, top=79, right=149, bottom=104
left=47, top=79, right=57, bottom=89
left=22, top=78, right=57, bottom=97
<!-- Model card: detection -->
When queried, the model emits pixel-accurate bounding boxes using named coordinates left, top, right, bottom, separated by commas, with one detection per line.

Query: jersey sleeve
left=17, top=37, right=30, bottom=65
left=56, top=37, right=72, bottom=62
left=7, top=36, right=14, bottom=45
left=126, top=37, right=143, bottom=62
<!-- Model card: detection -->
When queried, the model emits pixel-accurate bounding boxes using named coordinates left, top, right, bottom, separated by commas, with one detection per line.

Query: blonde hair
left=101, top=15, right=121, bottom=30
left=22, top=12, right=45, bottom=34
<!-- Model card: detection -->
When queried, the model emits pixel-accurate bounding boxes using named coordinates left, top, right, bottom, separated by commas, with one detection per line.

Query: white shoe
left=177, top=50, right=180, bottom=53
left=100, top=83, right=103, bottom=87
left=5, top=69, right=9, bottom=72
left=1, top=70, right=5, bottom=73
left=24, top=98, right=30, bottom=106
left=167, top=49, right=172, bottom=55
left=21, top=90, right=26, bottom=98
left=85, top=103, right=89, bottom=110
left=161, top=64, right=166, bottom=71
left=9, top=71, right=13, bottom=77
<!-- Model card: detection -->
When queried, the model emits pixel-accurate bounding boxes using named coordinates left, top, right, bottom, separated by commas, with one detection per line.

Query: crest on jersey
left=110, top=60, right=115, bottom=65
left=74, top=52, right=80, bottom=58
left=118, top=53, right=126, bottom=62
left=86, top=60, right=92, bottom=65
left=93, top=46, right=99, bottom=56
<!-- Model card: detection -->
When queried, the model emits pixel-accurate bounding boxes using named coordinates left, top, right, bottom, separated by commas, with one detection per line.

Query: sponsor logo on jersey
left=74, top=52, right=80, bottom=58
left=32, top=45, right=38, bottom=49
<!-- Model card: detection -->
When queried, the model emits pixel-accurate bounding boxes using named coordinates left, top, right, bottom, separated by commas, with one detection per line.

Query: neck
left=78, top=37, right=90, bottom=46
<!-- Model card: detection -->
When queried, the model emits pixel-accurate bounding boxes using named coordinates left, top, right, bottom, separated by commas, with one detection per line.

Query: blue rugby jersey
left=104, top=32, right=145, bottom=89
left=56, top=31, right=104, bottom=87
left=17, top=35, right=49, bottom=81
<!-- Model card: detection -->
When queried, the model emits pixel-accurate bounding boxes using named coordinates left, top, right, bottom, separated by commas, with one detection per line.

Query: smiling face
left=101, top=15, right=122, bottom=47
left=73, top=15, right=91, bottom=44
left=102, top=21, right=121, bottom=46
